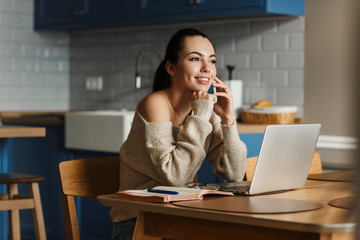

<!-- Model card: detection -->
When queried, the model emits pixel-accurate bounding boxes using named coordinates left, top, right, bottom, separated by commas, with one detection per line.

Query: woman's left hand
left=212, top=76, right=235, bottom=126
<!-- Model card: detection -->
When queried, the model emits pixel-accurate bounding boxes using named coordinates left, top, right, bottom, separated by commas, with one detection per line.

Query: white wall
left=0, top=0, right=69, bottom=110
left=305, top=0, right=360, bottom=169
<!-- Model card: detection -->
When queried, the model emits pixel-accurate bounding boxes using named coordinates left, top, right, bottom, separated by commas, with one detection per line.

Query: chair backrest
left=59, top=156, right=120, bottom=240
left=245, top=152, right=322, bottom=181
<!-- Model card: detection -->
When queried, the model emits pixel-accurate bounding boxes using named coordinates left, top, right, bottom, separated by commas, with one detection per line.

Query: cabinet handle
left=188, top=0, right=201, bottom=4
left=73, top=0, right=88, bottom=16
left=73, top=11, right=85, bottom=16
left=188, top=0, right=201, bottom=5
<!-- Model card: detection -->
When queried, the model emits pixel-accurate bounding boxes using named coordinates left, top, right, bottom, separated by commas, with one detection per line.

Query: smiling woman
left=110, top=28, right=247, bottom=240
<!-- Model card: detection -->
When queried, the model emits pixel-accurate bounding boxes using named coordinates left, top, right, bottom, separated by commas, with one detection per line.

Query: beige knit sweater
left=110, top=99, right=247, bottom=222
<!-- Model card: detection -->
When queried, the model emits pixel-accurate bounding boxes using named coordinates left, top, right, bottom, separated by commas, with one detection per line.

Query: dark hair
left=152, top=28, right=213, bottom=92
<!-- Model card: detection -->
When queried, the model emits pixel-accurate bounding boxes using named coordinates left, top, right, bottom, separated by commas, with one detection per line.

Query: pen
left=147, top=188, right=179, bottom=195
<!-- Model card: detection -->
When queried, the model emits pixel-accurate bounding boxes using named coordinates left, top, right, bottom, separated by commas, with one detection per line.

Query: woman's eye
left=190, top=57, right=200, bottom=61
left=210, top=59, right=217, bottom=64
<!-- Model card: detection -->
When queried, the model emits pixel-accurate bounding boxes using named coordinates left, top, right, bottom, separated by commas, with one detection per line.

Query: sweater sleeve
left=143, top=100, right=214, bottom=186
left=205, top=114, right=247, bottom=182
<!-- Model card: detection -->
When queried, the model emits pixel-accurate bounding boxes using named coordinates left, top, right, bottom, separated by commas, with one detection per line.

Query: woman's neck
left=164, top=87, right=192, bottom=125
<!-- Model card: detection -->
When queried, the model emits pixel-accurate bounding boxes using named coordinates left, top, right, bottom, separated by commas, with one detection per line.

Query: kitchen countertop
left=1, top=111, right=66, bottom=126
left=237, top=118, right=303, bottom=133
left=0, top=125, right=46, bottom=138
left=0, top=111, right=302, bottom=133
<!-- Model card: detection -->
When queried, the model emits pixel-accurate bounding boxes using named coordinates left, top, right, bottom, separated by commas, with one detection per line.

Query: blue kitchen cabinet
left=3, top=124, right=117, bottom=240
left=5, top=126, right=69, bottom=240
left=197, top=133, right=264, bottom=183
left=135, top=0, right=303, bottom=25
left=34, top=0, right=304, bottom=30
left=195, top=0, right=304, bottom=16
left=34, top=0, right=131, bottom=30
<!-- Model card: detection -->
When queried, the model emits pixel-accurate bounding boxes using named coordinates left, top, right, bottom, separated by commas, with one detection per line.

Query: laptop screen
left=249, top=124, right=321, bottom=195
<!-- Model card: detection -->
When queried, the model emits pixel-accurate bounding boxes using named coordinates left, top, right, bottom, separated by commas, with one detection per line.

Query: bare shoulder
left=138, top=91, right=171, bottom=122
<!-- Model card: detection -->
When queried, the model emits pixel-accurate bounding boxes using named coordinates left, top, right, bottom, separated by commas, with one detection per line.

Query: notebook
left=220, top=124, right=321, bottom=195
left=114, top=186, right=234, bottom=202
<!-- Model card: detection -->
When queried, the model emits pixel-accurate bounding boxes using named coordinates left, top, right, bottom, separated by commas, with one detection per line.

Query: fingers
left=212, top=76, right=232, bottom=100
left=192, top=91, right=217, bottom=103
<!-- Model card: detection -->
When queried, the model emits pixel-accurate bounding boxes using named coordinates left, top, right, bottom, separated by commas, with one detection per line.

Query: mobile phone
left=208, top=84, right=216, bottom=94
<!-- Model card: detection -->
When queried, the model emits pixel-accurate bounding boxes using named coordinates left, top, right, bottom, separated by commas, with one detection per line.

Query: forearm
left=206, top=118, right=247, bottom=182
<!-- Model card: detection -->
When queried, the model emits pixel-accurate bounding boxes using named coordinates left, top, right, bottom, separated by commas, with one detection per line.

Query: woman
left=111, top=28, right=247, bottom=240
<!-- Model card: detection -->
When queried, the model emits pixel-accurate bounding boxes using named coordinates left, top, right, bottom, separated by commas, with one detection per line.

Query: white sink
left=65, top=110, right=134, bottom=153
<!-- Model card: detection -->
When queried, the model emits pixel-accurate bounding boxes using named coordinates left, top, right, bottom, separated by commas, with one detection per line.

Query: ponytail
left=152, top=59, right=171, bottom=92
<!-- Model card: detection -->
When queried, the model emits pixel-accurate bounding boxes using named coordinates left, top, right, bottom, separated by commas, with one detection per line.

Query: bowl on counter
left=241, top=106, right=298, bottom=124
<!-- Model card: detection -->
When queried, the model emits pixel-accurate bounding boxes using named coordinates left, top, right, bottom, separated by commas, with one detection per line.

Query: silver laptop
left=220, top=124, right=321, bottom=195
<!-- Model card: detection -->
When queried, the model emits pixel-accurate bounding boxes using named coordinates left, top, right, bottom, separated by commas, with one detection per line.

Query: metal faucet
left=135, top=46, right=162, bottom=89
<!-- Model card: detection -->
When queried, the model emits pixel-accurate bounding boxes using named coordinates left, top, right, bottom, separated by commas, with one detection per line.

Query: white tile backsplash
left=236, top=35, right=261, bottom=52
left=251, top=52, right=277, bottom=69
left=278, top=52, right=304, bottom=68
left=262, top=34, right=289, bottom=51
left=0, top=0, right=69, bottom=111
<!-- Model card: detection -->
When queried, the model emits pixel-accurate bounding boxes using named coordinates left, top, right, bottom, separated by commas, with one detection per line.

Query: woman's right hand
left=191, top=91, right=217, bottom=103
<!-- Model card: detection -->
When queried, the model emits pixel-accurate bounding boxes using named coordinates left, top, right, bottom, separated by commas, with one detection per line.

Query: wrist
left=221, top=117, right=236, bottom=126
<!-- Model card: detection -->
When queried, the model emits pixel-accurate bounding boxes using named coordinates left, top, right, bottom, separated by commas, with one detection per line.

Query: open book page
left=152, top=186, right=234, bottom=196
left=115, top=186, right=233, bottom=203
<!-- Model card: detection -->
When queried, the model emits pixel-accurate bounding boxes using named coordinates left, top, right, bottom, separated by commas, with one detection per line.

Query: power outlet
left=85, top=76, right=103, bottom=91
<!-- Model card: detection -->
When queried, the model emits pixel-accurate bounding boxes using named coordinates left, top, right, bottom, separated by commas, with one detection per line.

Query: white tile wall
left=0, top=0, right=69, bottom=111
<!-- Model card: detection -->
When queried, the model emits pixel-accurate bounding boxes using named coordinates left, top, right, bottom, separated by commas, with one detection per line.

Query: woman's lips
left=195, top=77, right=210, bottom=84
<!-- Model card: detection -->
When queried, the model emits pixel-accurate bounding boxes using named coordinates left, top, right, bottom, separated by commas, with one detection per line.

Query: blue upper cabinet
left=195, top=0, right=304, bottom=16
left=34, top=0, right=304, bottom=31
left=35, top=0, right=131, bottom=30
left=134, top=0, right=304, bottom=26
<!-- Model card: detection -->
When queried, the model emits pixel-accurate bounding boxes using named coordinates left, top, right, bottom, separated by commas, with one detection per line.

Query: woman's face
left=169, top=36, right=217, bottom=93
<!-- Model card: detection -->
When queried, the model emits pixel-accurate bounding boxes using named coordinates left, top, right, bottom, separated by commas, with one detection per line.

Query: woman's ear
left=165, top=61, right=176, bottom=76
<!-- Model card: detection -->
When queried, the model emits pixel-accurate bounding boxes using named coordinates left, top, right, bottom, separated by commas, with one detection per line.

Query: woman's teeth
left=196, top=77, right=209, bottom=82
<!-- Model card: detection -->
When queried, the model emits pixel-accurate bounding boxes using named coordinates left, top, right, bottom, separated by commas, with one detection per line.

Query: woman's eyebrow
left=186, top=51, right=216, bottom=58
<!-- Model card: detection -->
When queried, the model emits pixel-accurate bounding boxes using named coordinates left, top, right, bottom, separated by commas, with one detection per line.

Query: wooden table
left=98, top=180, right=355, bottom=240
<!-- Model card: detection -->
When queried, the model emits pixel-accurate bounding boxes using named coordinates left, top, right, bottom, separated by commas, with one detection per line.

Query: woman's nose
left=201, top=61, right=210, bottom=72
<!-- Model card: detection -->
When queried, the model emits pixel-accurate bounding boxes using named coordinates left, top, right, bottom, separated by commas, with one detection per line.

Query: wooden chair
left=58, top=156, right=120, bottom=240
left=245, top=152, right=323, bottom=181
left=0, top=172, right=47, bottom=240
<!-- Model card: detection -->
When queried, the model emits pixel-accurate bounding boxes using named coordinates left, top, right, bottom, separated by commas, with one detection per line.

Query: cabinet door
left=196, top=0, right=264, bottom=12
left=196, top=0, right=304, bottom=16
left=77, top=0, right=130, bottom=21
left=135, top=0, right=195, bottom=17
left=35, top=0, right=130, bottom=30
left=34, top=0, right=73, bottom=28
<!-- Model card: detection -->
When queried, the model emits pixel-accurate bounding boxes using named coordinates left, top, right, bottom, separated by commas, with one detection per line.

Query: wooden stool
left=0, top=173, right=47, bottom=240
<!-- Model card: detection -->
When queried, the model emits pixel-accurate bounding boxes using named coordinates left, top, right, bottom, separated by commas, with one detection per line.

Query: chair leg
left=8, top=183, right=21, bottom=240
left=29, top=182, right=47, bottom=240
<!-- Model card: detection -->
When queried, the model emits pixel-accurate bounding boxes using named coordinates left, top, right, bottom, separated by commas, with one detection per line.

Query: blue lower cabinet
left=3, top=125, right=117, bottom=240
left=239, top=133, right=264, bottom=158
left=197, top=133, right=264, bottom=184
left=0, top=139, right=11, bottom=240
left=6, top=126, right=68, bottom=240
